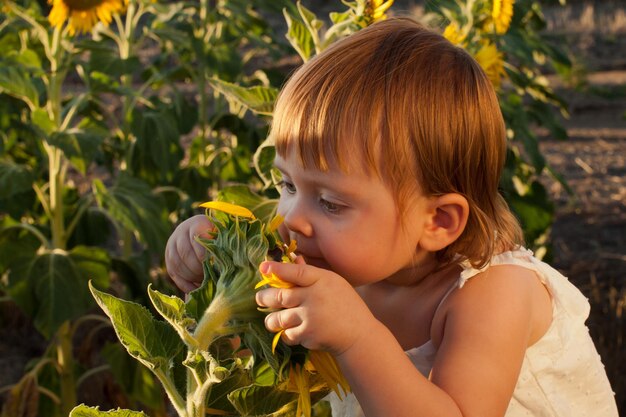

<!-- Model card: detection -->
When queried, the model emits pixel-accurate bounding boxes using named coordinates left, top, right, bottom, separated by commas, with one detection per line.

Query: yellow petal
left=308, top=350, right=351, bottom=398
left=267, top=214, right=284, bottom=233
left=289, top=364, right=311, bottom=417
left=199, top=201, right=255, bottom=219
left=255, top=272, right=294, bottom=289
left=271, top=329, right=284, bottom=353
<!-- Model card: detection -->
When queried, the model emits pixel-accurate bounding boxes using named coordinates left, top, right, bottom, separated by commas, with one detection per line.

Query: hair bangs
left=271, top=45, right=383, bottom=176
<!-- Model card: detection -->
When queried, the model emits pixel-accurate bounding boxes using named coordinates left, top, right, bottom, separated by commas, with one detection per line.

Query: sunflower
left=48, top=0, right=126, bottom=35
left=474, top=42, right=506, bottom=89
left=365, top=0, right=394, bottom=23
left=492, top=0, right=514, bottom=34
left=443, top=22, right=467, bottom=45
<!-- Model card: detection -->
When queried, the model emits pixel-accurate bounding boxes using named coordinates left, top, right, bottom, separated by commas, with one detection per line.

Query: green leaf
left=218, top=185, right=278, bottom=224
left=209, top=78, right=278, bottom=116
left=0, top=224, right=41, bottom=316
left=283, top=8, right=314, bottom=62
left=89, top=282, right=184, bottom=372
left=69, top=404, right=148, bottom=417
left=297, top=1, right=324, bottom=35
left=19, top=246, right=111, bottom=338
left=0, top=62, right=40, bottom=110
left=508, top=180, right=554, bottom=244
left=253, top=139, right=276, bottom=188
left=228, top=385, right=298, bottom=417
left=47, top=129, right=104, bottom=174
left=0, top=161, right=34, bottom=198
left=147, top=285, right=197, bottom=346
left=130, top=106, right=184, bottom=184
left=31, top=107, right=55, bottom=136
left=92, top=174, right=170, bottom=254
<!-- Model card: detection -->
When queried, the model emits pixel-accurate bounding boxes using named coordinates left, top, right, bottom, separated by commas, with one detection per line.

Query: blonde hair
left=270, top=17, right=524, bottom=268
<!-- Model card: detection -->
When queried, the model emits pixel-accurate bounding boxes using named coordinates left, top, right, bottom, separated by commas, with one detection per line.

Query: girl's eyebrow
left=273, top=157, right=365, bottom=201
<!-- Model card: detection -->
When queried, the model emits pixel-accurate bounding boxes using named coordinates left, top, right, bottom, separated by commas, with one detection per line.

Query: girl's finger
left=256, top=287, right=302, bottom=309
left=264, top=308, right=303, bottom=333
left=259, top=260, right=320, bottom=287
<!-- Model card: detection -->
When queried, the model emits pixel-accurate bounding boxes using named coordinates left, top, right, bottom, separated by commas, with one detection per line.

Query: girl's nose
left=280, top=198, right=313, bottom=237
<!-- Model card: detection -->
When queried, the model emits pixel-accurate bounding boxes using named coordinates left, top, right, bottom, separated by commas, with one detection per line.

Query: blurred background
left=0, top=0, right=624, bottom=416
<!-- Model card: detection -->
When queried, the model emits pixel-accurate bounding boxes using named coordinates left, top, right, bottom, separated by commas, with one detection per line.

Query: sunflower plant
left=72, top=198, right=348, bottom=417
left=429, top=0, right=573, bottom=257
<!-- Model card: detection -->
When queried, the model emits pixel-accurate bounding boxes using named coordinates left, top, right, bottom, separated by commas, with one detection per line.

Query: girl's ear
left=420, top=193, right=469, bottom=252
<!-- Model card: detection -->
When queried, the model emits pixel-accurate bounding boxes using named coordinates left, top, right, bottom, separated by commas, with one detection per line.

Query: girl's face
left=274, top=151, right=431, bottom=287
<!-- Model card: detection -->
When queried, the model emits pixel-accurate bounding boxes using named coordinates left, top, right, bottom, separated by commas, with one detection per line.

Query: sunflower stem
left=55, top=321, right=77, bottom=416
left=193, top=294, right=232, bottom=352
left=46, top=25, right=69, bottom=250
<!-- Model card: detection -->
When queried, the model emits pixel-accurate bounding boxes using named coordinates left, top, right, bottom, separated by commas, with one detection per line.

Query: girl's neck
left=382, top=251, right=440, bottom=287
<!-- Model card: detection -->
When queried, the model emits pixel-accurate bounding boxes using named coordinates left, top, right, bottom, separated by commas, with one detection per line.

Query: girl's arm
left=257, top=261, right=549, bottom=417
left=339, top=265, right=548, bottom=417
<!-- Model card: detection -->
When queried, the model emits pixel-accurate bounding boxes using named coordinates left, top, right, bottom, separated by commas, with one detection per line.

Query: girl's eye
left=275, top=180, right=296, bottom=194
left=319, top=198, right=343, bottom=214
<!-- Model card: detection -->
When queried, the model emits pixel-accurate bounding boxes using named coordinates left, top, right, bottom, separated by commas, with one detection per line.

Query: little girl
left=165, top=18, right=618, bottom=417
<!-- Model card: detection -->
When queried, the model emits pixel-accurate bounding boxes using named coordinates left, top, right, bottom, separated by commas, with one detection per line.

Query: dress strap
left=432, top=279, right=462, bottom=317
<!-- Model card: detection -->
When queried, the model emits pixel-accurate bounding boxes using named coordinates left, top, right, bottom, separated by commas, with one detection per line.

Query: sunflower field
left=0, top=0, right=599, bottom=416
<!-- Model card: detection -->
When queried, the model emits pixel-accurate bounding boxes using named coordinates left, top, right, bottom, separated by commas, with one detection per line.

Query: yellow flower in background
left=474, top=42, right=506, bottom=88
left=366, top=0, right=394, bottom=23
left=492, top=0, right=514, bottom=34
left=443, top=22, right=466, bottom=45
left=200, top=201, right=256, bottom=219
left=48, top=0, right=125, bottom=35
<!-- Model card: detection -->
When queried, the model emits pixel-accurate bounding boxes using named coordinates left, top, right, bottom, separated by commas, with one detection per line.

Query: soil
left=1, top=1, right=625, bottom=415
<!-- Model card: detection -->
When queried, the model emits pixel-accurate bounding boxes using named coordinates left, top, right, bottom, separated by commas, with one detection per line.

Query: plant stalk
left=56, top=321, right=77, bottom=417
left=46, top=25, right=69, bottom=251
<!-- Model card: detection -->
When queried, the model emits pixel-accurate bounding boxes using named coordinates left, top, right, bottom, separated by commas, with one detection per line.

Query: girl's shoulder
left=456, top=247, right=590, bottom=321
left=432, top=248, right=555, bottom=348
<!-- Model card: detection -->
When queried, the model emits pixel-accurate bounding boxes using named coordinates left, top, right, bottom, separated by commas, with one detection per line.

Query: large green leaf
left=92, top=174, right=170, bottom=254
left=209, top=78, right=278, bottom=116
left=70, top=404, right=148, bottom=417
left=89, top=282, right=184, bottom=372
left=130, top=106, right=184, bottom=184
left=17, top=246, right=111, bottom=338
left=0, top=161, right=34, bottom=198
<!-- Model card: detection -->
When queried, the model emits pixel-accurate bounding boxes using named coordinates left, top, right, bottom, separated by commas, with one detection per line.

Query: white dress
left=328, top=248, right=619, bottom=417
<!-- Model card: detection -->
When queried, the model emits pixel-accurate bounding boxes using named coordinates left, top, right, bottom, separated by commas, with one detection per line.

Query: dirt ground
left=535, top=2, right=626, bottom=412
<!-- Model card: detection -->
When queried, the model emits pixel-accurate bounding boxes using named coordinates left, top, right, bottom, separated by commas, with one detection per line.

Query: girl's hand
left=256, top=257, right=376, bottom=356
left=165, top=215, right=213, bottom=293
